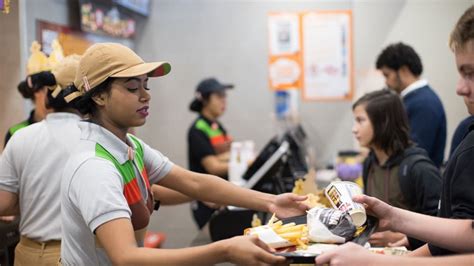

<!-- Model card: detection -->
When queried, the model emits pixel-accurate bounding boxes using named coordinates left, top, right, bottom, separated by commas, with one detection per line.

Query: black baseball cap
left=196, top=78, right=234, bottom=94
left=189, top=78, right=234, bottom=112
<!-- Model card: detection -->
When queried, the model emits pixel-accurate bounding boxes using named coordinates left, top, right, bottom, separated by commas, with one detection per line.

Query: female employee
left=60, top=43, right=308, bottom=265
left=0, top=55, right=82, bottom=265
left=188, top=77, right=233, bottom=228
left=4, top=71, right=55, bottom=146
left=352, top=89, right=442, bottom=248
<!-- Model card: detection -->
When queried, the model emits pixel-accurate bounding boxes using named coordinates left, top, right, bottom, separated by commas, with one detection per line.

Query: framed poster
left=268, top=13, right=303, bottom=91
left=37, top=20, right=92, bottom=56
left=301, top=11, right=353, bottom=101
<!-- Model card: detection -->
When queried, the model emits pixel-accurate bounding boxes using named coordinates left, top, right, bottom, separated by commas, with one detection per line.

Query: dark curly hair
left=353, top=89, right=411, bottom=156
left=375, top=42, right=423, bottom=76
left=17, top=71, right=56, bottom=100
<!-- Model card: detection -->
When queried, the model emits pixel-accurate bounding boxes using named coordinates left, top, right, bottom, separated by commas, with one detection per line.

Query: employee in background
left=0, top=55, right=82, bottom=265
left=376, top=42, right=447, bottom=167
left=4, top=71, right=55, bottom=146
left=188, top=78, right=234, bottom=228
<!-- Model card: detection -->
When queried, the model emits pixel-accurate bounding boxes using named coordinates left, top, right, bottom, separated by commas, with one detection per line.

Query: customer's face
left=352, top=104, right=374, bottom=148
left=455, top=43, right=474, bottom=115
left=380, top=66, right=403, bottom=93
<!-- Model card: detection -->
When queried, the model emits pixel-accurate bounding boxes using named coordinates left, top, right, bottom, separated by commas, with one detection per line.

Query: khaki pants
left=14, top=236, right=61, bottom=266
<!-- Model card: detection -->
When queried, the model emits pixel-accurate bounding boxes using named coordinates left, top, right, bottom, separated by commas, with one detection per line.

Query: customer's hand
left=353, top=194, right=397, bottom=232
left=269, top=193, right=309, bottom=218
left=222, top=235, right=287, bottom=265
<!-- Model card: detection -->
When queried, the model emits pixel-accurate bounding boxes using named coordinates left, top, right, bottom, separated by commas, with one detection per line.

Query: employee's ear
left=92, top=92, right=107, bottom=107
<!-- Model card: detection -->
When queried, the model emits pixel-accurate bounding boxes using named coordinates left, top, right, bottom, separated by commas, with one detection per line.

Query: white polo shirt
left=61, top=121, right=173, bottom=265
left=0, top=112, right=81, bottom=242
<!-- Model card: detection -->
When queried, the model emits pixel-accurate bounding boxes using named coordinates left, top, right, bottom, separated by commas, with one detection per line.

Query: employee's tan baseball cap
left=68, top=43, right=171, bottom=102
left=50, top=54, right=81, bottom=100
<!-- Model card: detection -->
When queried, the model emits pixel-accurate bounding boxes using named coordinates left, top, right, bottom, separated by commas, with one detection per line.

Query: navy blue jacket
left=403, top=85, right=446, bottom=167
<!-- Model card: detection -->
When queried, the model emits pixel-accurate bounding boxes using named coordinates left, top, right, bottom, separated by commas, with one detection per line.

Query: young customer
left=352, top=89, right=441, bottom=248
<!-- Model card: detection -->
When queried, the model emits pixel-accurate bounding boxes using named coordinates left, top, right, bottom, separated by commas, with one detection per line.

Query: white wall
left=135, top=1, right=473, bottom=247
left=136, top=0, right=472, bottom=169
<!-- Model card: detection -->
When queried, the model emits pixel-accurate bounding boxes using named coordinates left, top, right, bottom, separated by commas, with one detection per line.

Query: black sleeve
left=188, top=128, right=215, bottom=164
left=428, top=144, right=474, bottom=256
left=405, top=160, right=442, bottom=250
left=411, top=161, right=442, bottom=216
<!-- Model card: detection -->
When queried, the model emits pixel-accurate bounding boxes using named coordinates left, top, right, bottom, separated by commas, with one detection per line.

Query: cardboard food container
left=245, top=226, right=293, bottom=248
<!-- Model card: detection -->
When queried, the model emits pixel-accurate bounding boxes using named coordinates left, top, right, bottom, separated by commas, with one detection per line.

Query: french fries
left=246, top=213, right=309, bottom=249
left=267, top=214, right=309, bottom=250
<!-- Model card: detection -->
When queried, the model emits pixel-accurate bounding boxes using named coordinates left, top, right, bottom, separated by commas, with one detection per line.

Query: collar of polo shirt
left=78, top=122, right=137, bottom=164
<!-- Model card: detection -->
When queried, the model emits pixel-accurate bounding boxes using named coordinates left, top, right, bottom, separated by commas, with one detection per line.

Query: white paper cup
left=324, top=181, right=367, bottom=226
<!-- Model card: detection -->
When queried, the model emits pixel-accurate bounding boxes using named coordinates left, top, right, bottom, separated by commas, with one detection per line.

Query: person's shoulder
left=8, top=120, right=30, bottom=135
left=6, top=121, right=46, bottom=146
left=461, top=116, right=474, bottom=128
left=400, top=146, right=435, bottom=172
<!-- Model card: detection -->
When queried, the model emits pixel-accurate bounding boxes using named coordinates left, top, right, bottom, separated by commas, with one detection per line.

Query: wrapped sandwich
left=307, top=207, right=356, bottom=244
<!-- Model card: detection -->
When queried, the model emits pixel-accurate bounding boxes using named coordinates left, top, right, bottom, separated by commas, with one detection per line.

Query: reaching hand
left=315, top=242, right=375, bottom=266
left=369, top=231, right=407, bottom=247
left=223, top=235, right=287, bottom=265
left=352, top=194, right=396, bottom=232
left=269, top=193, right=309, bottom=218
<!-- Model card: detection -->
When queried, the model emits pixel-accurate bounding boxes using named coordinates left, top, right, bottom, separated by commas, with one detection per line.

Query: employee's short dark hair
left=450, top=5, right=474, bottom=51
left=189, top=92, right=212, bottom=113
left=376, top=42, right=423, bottom=76
left=45, top=85, right=80, bottom=111
left=353, top=89, right=411, bottom=155
left=67, top=78, right=115, bottom=115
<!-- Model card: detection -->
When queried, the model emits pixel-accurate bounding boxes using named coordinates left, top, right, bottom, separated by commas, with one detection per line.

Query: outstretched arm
left=315, top=242, right=474, bottom=266
left=158, top=165, right=309, bottom=218
left=95, top=217, right=286, bottom=265
left=354, top=195, right=474, bottom=253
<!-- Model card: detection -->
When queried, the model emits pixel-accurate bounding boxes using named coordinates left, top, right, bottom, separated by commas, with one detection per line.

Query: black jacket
left=429, top=124, right=474, bottom=256
left=363, top=146, right=442, bottom=249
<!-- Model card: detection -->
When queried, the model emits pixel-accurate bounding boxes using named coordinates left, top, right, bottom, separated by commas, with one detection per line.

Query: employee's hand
left=369, top=231, right=407, bottom=247
left=352, top=194, right=396, bottom=232
left=222, top=235, right=287, bottom=265
left=316, top=242, right=374, bottom=266
left=269, top=193, right=309, bottom=218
